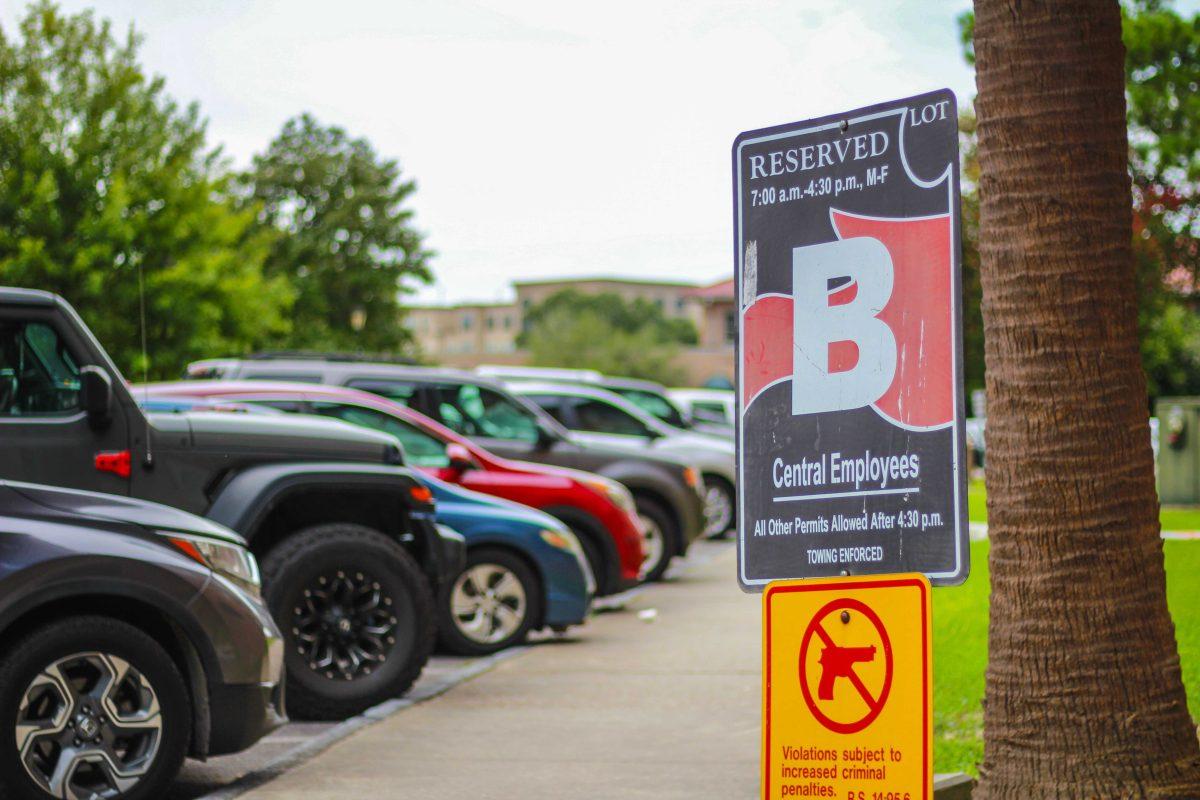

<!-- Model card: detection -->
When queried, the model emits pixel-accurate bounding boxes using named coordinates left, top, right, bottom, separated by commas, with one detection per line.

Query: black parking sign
left=733, top=89, right=969, bottom=590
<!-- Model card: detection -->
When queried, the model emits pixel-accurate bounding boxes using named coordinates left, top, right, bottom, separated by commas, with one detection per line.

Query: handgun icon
left=817, top=644, right=876, bottom=700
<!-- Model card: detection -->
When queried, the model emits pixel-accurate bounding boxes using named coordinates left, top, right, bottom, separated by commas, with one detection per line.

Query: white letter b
left=792, top=237, right=896, bottom=415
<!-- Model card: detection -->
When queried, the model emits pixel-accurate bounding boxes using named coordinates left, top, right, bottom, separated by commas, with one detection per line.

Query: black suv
left=0, top=479, right=283, bottom=799
left=0, top=289, right=465, bottom=720
left=187, top=358, right=707, bottom=581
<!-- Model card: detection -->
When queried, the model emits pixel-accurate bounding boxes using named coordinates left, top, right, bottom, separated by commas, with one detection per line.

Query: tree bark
left=973, top=0, right=1200, bottom=796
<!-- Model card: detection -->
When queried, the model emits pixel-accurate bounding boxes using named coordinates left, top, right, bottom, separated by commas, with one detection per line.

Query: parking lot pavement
left=168, top=653, right=521, bottom=799
left=230, top=539, right=758, bottom=799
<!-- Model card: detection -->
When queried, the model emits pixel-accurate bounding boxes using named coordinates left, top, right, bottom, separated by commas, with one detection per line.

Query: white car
left=668, top=388, right=736, bottom=428
left=507, top=382, right=737, bottom=537
left=479, top=365, right=732, bottom=438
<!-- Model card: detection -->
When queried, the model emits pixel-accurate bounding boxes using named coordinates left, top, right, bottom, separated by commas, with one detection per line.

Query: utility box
left=1156, top=397, right=1200, bottom=504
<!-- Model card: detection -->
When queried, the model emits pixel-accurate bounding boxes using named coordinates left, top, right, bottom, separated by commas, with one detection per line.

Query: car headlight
left=583, top=477, right=637, bottom=515
left=166, top=532, right=261, bottom=598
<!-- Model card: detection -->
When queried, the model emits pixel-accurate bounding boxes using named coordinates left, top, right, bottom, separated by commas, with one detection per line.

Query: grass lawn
left=968, top=479, right=1200, bottom=530
left=933, top=539, right=1200, bottom=774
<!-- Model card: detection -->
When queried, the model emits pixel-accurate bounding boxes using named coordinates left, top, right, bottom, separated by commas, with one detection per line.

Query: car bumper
left=187, top=574, right=287, bottom=756
left=208, top=680, right=286, bottom=756
left=541, top=547, right=592, bottom=628
left=432, top=521, right=468, bottom=590
left=678, top=485, right=707, bottom=550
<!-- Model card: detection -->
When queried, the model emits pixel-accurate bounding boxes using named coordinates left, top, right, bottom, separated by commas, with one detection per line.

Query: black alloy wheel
left=291, top=568, right=399, bottom=682
left=261, top=523, right=435, bottom=720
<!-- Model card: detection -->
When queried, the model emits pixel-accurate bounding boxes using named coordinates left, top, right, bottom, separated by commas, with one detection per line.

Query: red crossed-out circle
left=798, top=598, right=893, bottom=734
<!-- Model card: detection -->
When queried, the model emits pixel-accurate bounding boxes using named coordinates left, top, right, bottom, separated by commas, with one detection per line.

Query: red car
left=143, top=380, right=647, bottom=595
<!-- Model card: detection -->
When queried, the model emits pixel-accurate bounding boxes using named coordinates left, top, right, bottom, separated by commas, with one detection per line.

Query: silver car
left=507, top=382, right=737, bottom=538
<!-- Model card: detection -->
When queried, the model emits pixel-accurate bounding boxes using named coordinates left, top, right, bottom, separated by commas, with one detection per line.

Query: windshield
left=310, top=402, right=451, bottom=467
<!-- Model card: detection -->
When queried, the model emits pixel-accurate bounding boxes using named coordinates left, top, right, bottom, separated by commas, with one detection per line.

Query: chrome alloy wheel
left=16, top=652, right=163, bottom=799
left=638, top=514, right=666, bottom=580
left=292, top=569, right=399, bottom=681
left=450, top=564, right=528, bottom=645
left=702, top=482, right=734, bottom=537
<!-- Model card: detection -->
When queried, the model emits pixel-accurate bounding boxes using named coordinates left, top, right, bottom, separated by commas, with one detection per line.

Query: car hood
left=665, top=430, right=736, bottom=455
left=419, top=475, right=561, bottom=530
left=550, top=433, right=692, bottom=468
left=150, top=411, right=402, bottom=465
left=4, top=480, right=244, bottom=544
left=688, top=421, right=735, bottom=438
left=569, top=431, right=735, bottom=474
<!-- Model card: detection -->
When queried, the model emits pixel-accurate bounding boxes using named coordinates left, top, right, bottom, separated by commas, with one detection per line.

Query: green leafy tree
left=959, top=1, right=1200, bottom=402
left=0, top=2, right=292, bottom=378
left=519, top=289, right=697, bottom=383
left=244, top=114, right=432, bottom=354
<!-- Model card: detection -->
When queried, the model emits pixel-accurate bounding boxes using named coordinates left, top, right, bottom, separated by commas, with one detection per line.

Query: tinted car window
left=522, top=394, right=569, bottom=427
left=347, top=380, right=420, bottom=406
left=572, top=398, right=652, bottom=437
left=244, top=372, right=322, bottom=383
left=616, top=389, right=685, bottom=427
left=426, top=383, right=539, bottom=442
left=310, top=402, right=450, bottom=467
left=254, top=400, right=307, bottom=413
left=0, top=321, right=81, bottom=416
left=692, top=401, right=730, bottom=423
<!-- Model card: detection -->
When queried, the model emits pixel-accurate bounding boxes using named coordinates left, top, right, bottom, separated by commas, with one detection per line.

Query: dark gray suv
left=0, top=479, right=284, bottom=800
left=0, top=289, right=465, bottom=720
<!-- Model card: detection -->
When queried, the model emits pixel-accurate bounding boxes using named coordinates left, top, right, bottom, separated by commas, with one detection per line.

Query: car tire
left=702, top=475, right=736, bottom=539
left=0, top=616, right=190, bottom=800
left=261, top=523, right=435, bottom=721
left=635, top=496, right=678, bottom=582
left=437, top=547, right=542, bottom=657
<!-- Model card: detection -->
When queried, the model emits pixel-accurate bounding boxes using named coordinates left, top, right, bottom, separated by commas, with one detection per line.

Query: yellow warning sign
left=762, top=574, right=931, bottom=800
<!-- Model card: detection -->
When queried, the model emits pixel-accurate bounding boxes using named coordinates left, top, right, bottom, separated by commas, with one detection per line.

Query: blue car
left=419, top=475, right=594, bottom=656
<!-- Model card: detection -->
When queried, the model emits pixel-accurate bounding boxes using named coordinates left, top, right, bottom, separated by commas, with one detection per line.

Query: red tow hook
left=94, top=450, right=132, bottom=478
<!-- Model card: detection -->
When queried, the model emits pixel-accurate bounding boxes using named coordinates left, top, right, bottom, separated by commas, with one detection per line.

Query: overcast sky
left=0, top=1, right=1016, bottom=304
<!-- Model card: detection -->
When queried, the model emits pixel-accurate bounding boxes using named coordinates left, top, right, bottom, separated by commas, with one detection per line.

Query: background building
left=407, top=276, right=734, bottom=387
left=407, top=303, right=520, bottom=358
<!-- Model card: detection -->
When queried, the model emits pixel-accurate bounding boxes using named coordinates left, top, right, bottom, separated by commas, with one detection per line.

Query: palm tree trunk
left=973, top=0, right=1200, bottom=796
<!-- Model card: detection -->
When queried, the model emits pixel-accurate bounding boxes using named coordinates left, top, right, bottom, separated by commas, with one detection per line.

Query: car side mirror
left=80, top=365, right=113, bottom=431
left=446, top=443, right=477, bottom=474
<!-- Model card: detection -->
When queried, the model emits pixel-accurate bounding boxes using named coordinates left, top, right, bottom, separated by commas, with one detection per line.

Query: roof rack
left=246, top=350, right=419, bottom=365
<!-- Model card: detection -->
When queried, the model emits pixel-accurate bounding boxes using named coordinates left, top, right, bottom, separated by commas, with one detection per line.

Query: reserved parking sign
left=733, top=89, right=969, bottom=590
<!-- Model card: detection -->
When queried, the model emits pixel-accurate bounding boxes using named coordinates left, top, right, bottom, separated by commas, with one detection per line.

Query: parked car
left=0, top=479, right=284, bottom=799
left=507, top=382, right=738, bottom=537
left=419, top=476, right=592, bottom=655
left=140, top=381, right=649, bottom=592
left=477, top=365, right=732, bottom=437
left=667, top=388, right=736, bottom=430
left=0, top=288, right=465, bottom=720
left=184, top=358, right=707, bottom=581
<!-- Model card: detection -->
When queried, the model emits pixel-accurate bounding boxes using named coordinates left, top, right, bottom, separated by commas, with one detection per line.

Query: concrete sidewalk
left=242, top=541, right=760, bottom=799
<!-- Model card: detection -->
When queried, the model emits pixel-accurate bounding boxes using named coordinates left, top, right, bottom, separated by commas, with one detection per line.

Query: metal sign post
left=733, top=89, right=969, bottom=590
